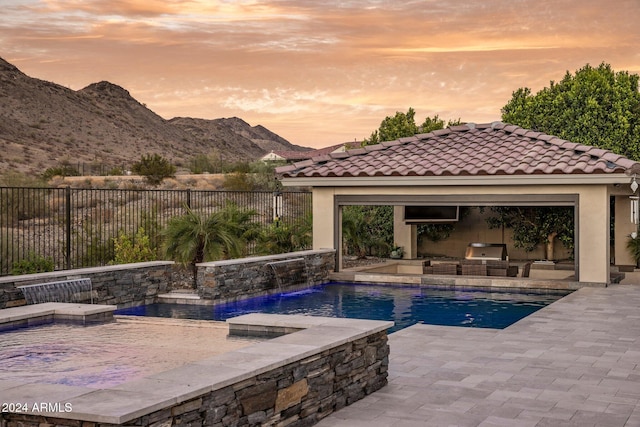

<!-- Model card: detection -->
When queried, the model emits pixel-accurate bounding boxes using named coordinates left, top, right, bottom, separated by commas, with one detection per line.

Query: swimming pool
left=116, top=282, right=571, bottom=332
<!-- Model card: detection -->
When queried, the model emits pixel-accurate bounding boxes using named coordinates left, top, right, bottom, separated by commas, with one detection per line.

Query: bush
left=223, top=172, right=255, bottom=191
left=131, top=154, right=176, bottom=186
left=11, top=252, right=55, bottom=275
left=41, top=164, right=80, bottom=180
left=111, top=227, right=156, bottom=264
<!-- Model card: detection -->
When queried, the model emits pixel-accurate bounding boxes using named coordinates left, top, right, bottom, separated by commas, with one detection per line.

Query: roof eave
left=279, top=173, right=634, bottom=187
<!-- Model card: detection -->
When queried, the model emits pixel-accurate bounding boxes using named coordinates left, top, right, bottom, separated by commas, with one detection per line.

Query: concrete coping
left=0, top=311, right=393, bottom=424
left=0, top=302, right=116, bottom=325
left=197, top=248, right=335, bottom=267
left=0, top=261, right=175, bottom=286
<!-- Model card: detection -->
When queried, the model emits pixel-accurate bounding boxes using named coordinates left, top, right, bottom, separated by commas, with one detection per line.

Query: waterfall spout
left=18, top=278, right=93, bottom=304
left=265, top=258, right=309, bottom=292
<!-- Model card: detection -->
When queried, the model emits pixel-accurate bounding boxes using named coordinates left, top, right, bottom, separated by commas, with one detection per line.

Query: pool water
left=116, top=283, right=571, bottom=332
left=0, top=319, right=250, bottom=388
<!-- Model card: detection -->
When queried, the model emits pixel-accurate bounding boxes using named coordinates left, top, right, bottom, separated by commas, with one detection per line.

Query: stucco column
left=312, top=188, right=339, bottom=268
left=312, top=188, right=335, bottom=250
left=578, top=186, right=610, bottom=283
left=614, top=195, right=637, bottom=267
left=393, top=206, right=417, bottom=259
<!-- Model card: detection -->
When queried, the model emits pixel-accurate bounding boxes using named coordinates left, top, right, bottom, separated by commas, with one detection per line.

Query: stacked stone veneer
left=197, top=249, right=335, bottom=301
left=0, top=315, right=391, bottom=427
left=0, top=261, right=173, bottom=309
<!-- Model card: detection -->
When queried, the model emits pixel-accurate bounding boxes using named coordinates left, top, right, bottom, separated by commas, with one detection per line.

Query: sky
left=2, top=0, right=640, bottom=149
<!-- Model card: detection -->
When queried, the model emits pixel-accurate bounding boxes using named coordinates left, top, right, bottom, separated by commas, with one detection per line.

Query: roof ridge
left=275, top=122, right=640, bottom=178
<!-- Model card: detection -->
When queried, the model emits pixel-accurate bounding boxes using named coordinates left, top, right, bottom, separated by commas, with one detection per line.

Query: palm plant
left=255, top=212, right=312, bottom=255
left=163, top=205, right=256, bottom=286
left=218, top=202, right=259, bottom=257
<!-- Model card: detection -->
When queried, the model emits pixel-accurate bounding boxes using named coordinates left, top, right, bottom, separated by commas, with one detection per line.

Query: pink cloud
left=2, top=0, right=639, bottom=147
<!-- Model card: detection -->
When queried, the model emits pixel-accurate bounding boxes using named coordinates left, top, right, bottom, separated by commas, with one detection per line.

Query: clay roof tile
left=277, top=122, right=640, bottom=179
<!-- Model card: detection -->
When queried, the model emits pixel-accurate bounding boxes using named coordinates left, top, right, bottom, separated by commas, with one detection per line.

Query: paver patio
left=318, top=285, right=640, bottom=426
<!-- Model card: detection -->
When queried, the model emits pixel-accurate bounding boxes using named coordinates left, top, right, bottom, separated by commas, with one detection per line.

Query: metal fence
left=0, top=187, right=312, bottom=276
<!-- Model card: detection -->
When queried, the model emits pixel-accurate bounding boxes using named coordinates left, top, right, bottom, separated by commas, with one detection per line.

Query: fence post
left=186, top=188, right=191, bottom=209
left=65, top=186, right=71, bottom=270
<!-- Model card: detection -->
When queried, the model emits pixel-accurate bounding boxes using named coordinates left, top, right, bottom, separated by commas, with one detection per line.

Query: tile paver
left=318, top=285, right=640, bottom=426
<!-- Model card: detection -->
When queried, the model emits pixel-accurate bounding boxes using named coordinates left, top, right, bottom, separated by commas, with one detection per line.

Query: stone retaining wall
left=0, top=261, right=174, bottom=309
left=1, top=315, right=391, bottom=427
left=197, top=249, right=336, bottom=301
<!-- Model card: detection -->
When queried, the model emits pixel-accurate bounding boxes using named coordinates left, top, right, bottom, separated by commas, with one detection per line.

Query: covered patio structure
left=277, top=122, right=640, bottom=286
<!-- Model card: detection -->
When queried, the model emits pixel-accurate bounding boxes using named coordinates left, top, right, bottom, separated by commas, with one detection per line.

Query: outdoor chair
left=432, top=263, right=458, bottom=275
left=433, top=262, right=458, bottom=276
left=521, top=262, right=532, bottom=278
left=486, top=260, right=519, bottom=277
left=460, top=263, right=487, bottom=276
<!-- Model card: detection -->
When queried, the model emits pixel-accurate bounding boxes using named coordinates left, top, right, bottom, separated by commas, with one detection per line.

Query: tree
left=499, top=63, right=640, bottom=258
left=485, top=207, right=574, bottom=261
left=131, top=154, right=176, bottom=186
left=363, top=109, right=461, bottom=145
left=502, top=62, right=640, bottom=160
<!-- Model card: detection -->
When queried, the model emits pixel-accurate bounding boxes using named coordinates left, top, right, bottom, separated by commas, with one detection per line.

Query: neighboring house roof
left=276, top=122, right=640, bottom=179
left=263, top=142, right=349, bottom=162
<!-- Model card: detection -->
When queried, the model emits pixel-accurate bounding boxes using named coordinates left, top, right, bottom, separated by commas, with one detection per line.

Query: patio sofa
left=423, top=259, right=520, bottom=277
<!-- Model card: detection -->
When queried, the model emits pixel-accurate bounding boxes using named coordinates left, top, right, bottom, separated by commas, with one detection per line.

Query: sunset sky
left=2, top=0, right=640, bottom=148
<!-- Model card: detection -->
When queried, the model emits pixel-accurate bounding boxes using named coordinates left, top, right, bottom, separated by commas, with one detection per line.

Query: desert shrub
left=223, top=172, right=255, bottom=191
left=11, top=252, right=55, bottom=275
left=111, top=227, right=156, bottom=264
left=131, top=154, right=176, bottom=186
left=42, top=164, right=80, bottom=180
left=190, top=153, right=223, bottom=174
left=107, top=166, right=124, bottom=176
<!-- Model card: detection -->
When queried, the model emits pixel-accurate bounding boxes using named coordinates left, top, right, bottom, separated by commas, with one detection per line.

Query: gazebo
left=276, top=122, right=640, bottom=285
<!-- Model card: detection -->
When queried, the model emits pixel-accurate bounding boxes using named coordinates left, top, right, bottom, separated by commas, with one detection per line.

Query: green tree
left=502, top=62, right=640, bottom=160
left=499, top=63, right=640, bottom=258
left=363, top=108, right=461, bottom=145
left=131, top=154, right=176, bottom=186
left=485, top=207, right=574, bottom=261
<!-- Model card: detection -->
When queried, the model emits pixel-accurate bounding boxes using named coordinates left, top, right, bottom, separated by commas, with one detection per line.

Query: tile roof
left=276, top=122, right=640, bottom=179
left=266, top=142, right=349, bottom=162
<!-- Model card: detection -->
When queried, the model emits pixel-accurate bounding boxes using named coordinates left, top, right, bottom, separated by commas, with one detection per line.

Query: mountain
left=0, top=57, right=310, bottom=175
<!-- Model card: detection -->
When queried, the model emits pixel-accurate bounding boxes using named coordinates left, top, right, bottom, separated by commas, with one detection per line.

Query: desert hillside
left=0, top=57, right=310, bottom=175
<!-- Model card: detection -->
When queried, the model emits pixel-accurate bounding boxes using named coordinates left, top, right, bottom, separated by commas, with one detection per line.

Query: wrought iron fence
left=0, top=187, right=312, bottom=276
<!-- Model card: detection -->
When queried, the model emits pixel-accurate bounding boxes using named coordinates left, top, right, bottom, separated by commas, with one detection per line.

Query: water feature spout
left=265, top=258, right=309, bottom=291
left=17, top=278, right=93, bottom=304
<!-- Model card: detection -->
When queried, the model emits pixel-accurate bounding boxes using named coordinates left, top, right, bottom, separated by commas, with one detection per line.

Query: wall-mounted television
left=403, top=206, right=459, bottom=223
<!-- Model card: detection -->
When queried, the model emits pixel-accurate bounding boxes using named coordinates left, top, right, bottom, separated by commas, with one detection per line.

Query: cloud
left=1, top=0, right=640, bottom=147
